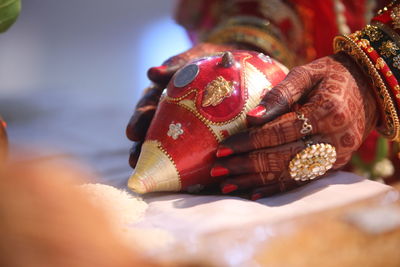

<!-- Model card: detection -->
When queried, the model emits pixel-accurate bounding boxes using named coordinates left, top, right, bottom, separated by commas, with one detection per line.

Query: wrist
left=334, top=33, right=400, bottom=142
left=333, top=52, right=379, bottom=133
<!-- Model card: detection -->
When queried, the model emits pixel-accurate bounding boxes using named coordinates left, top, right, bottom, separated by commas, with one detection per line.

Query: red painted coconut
left=128, top=50, right=288, bottom=194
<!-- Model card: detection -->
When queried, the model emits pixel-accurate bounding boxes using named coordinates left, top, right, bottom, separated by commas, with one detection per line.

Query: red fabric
left=175, top=0, right=386, bottom=60
left=357, top=130, right=380, bottom=163
left=373, top=9, right=392, bottom=24
left=175, top=0, right=398, bottom=180
left=343, top=0, right=368, bottom=31
left=292, top=0, right=338, bottom=58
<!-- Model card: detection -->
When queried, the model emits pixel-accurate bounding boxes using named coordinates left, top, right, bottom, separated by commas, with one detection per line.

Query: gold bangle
left=206, top=25, right=295, bottom=68
left=334, top=34, right=400, bottom=141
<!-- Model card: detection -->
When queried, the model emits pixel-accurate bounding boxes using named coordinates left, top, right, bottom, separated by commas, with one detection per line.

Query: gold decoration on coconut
left=202, top=76, right=234, bottom=107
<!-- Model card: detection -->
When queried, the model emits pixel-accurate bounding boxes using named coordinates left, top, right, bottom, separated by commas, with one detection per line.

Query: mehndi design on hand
left=213, top=53, right=378, bottom=200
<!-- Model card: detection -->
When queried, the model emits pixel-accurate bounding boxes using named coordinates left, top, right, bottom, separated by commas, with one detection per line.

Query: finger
left=247, top=66, right=321, bottom=126
left=128, top=142, right=142, bottom=168
left=148, top=43, right=235, bottom=85
left=217, top=106, right=317, bottom=157
left=218, top=84, right=349, bottom=158
left=213, top=134, right=332, bottom=178
left=147, top=47, right=200, bottom=85
left=220, top=173, right=291, bottom=194
left=250, top=179, right=307, bottom=201
left=126, top=108, right=156, bottom=142
left=126, top=84, right=163, bottom=142
left=212, top=138, right=307, bottom=178
left=148, top=53, right=187, bottom=85
left=147, top=64, right=182, bottom=86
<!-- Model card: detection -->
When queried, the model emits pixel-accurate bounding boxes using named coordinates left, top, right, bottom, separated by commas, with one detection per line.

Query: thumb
left=247, top=66, right=319, bottom=126
left=147, top=55, right=188, bottom=86
left=147, top=43, right=236, bottom=86
left=147, top=64, right=182, bottom=86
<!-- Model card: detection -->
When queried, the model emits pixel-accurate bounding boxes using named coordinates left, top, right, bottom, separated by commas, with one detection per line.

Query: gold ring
left=289, top=143, right=337, bottom=181
left=297, top=112, right=313, bottom=135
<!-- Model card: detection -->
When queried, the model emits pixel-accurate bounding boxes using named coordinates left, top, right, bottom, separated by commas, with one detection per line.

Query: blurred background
left=0, top=0, right=190, bottom=185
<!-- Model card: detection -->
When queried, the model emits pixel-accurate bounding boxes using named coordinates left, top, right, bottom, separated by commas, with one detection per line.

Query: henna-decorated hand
left=126, top=43, right=236, bottom=168
left=212, top=53, right=378, bottom=200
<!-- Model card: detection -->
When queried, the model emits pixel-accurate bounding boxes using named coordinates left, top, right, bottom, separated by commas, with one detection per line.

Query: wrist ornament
left=358, top=25, right=400, bottom=104
left=334, top=33, right=400, bottom=141
left=205, top=16, right=295, bottom=68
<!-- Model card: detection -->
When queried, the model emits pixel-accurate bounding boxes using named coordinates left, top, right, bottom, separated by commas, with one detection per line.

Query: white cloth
left=134, top=172, right=393, bottom=266
left=3, top=90, right=395, bottom=266
left=138, top=171, right=392, bottom=241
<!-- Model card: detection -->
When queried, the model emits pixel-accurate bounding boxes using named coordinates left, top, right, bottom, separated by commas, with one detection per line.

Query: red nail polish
left=247, top=105, right=266, bottom=118
left=222, top=184, right=238, bottom=194
left=0, top=120, right=6, bottom=128
left=251, top=193, right=263, bottom=201
left=216, top=147, right=234, bottom=158
left=147, top=65, right=167, bottom=79
left=210, top=166, right=229, bottom=177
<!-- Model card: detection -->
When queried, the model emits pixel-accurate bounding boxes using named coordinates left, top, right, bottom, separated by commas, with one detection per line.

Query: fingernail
left=248, top=105, right=266, bottom=118
left=251, top=193, right=263, bottom=201
left=216, top=147, right=234, bottom=158
left=222, top=184, right=238, bottom=194
left=210, top=166, right=229, bottom=177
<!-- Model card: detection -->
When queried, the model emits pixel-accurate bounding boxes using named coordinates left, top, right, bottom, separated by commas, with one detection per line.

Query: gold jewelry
left=289, top=143, right=337, bottom=181
left=334, top=34, right=400, bottom=141
left=297, top=112, right=313, bottom=135
left=372, top=21, right=400, bottom=45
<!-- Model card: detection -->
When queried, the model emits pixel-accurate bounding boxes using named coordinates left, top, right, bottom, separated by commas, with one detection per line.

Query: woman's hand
left=126, top=43, right=236, bottom=168
left=212, top=53, right=378, bottom=200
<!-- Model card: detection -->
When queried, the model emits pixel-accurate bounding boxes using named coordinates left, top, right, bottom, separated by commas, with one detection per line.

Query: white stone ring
left=289, top=143, right=337, bottom=181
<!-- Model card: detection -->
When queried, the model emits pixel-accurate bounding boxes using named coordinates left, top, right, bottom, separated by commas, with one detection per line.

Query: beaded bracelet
left=334, top=34, right=400, bottom=141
